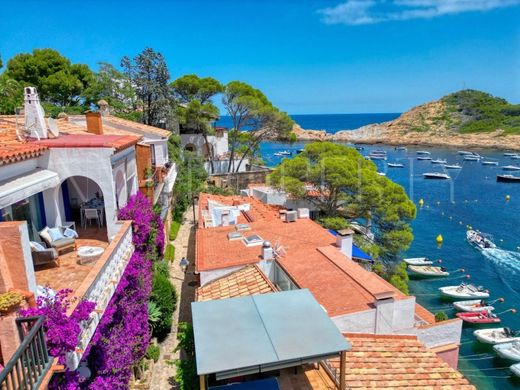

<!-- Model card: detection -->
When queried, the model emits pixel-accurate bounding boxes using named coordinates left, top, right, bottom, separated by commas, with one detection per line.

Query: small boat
left=274, top=152, right=284, bottom=157
left=417, top=156, right=432, bottom=161
left=457, top=310, right=500, bottom=324
left=371, top=150, right=387, bottom=155
left=497, top=174, right=520, bottom=183
left=395, top=146, right=407, bottom=151
left=355, top=146, right=364, bottom=151
left=482, top=161, right=499, bottom=166
left=467, top=230, right=496, bottom=251
left=377, top=172, right=386, bottom=176
left=404, top=257, right=433, bottom=266
left=458, top=151, right=474, bottom=155
left=439, top=283, right=490, bottom=300
left=408, top=265, right=449, bottom=277
left=369, top=155, right=387, bottom=161
left=279, top=150, right=291, bottom=156
left=512, top=363, right=520, bottom=377
left=494, top=341, right=520, bottom=361
left=453, top=299, right=497, bottom=313
left=502, top=165, right=520, bottom=171
left=296, top=148, right=305, bottom=154
left=444, top=164, right=462, bottom=169
left=504, top=152, right=517, bottom=157
left=423, top=172, right=450, bottom=179
left=417, top=151, right=431, bottom=155
left=387, top=162, right=404, bottom=168
left=431, top=159, right=448, bottom=164
left=474, top=327, right=520, bottom=345
left=464, top=155, right=481, bottom=161
left=511, top=155, right=520, bottom=160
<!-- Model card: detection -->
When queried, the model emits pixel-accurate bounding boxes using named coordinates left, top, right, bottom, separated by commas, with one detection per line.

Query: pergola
left=192, top=289, right=351, bottom=390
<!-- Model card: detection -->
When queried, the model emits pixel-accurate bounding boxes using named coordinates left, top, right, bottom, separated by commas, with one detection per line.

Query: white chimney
left=336, top=228, right=354, bottom=258
left=24, top=87, right=48, bottom=139
left=262, top=241, right=274, bottom=260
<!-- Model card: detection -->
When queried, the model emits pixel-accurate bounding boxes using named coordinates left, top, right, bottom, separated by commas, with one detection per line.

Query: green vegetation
left=269, top=142, right=416, bottom=258
left=318, top=217, right=349, bottom=231
left=147, top=301, right=162, bottom=333
left=169, top=221, right=181, bottom=241
left=205, top=185, right=236, bottom=196
left=443, top=90, right=520, bottom=134
left=371, top=261, right=409, bottom=295
left=435, top=311, right=449, bottom=322
left=0, top=291, right=24, bottom=312
left=145, top=344, right=160, bottom=363
left=150, top=267, right=178, bottom=339
left=164, top=243, right=175, bottom=262
left=173, top=322, right=198, bottom=390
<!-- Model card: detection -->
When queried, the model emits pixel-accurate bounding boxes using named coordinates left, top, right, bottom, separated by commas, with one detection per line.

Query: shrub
left=154, top=260, right=170, bottom=278
left=169, top=221, right=181, bottom=241
left=148, top=301, right=162, bottom=333
left=173, top=323, right=198, bottom=390
left=164, top=244, right=175, bottom=262
left=318, top=217, right=349, bottom=231
left=0, top=291, right=24, bottom=312
left=145, top=344, right=160, bottom=363
left=435, top=311, right=449, bottom=322
left=387, top=262, right=410, bottom=295
left=151, top=272, right=178, bottom=339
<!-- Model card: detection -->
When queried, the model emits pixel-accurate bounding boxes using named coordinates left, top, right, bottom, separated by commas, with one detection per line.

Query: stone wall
left=208, top=169, right=272, bottom=192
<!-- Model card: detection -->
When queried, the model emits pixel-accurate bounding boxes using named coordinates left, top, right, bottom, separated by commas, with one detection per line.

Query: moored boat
left=395, top=146, right=407, bottom=151
left=444, top=164, right=462, bottom=169
left=453, top=299, right=498, bottom=313
left=474, top=327, right=520, bottom=345
left=457, top=310, right=500, bottom=324
left=502, top=165, right=520, bottom=171
left=511, top=363, right=520, bottom=377
left=458, top=151, right=474, bottom=155
left=494, top=342, right=520, bottom=361
left=408, top=265, right=449, bottom=277
left=387, top=162, right=404, bottom=168
left=464, top=155, right=481, bottom=161
left=423, top=172, right=450, bottom=179
left=511, top=155, right=520, bottom=160
left=417, top=150, right=431, bottom=155
left=439, top=283, right=489, bottom=300
left=467, top=229, right=496, bottom=251
left=497, top=174, right=520, bottom=183
left=504, top=152, right=517, bottom=157
left=369, top=155, right=387, bottom=161
left=431, top=159, right=448, bottom=164
left=403, top=257, right=433, bottom=266
left=482, top=160, right=499, bottom=166
left=417, top=156, right=432, bottom=161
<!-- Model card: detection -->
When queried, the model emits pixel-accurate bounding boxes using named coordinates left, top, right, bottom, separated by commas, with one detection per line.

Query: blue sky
left=0, top=0, right=518, bottom=114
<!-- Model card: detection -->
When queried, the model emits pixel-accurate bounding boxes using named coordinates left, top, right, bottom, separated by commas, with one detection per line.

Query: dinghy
left=417, top=156, right=433, bottom=161
left=431, top=159, right=448, bottom=164
left=457, top=310, right=500, bottom=324
left=408, top=265, right=449, bottom=277
left=482, top=161, right=499, bottom=166
left=467, top=230, right=496, bottom=250
left=453, top=299, right=501, bottom=312
left=464, top=155, right=481, bottom=161
left=511, top=363, right=520, bottom=377
left=494, top=341, right=520, bottom=361
left=417, top=150, right=431, bottom=155
left=404, top=257, right=433, bottom=266
left=444, top=164, right=462, bottom=169
left=458, top=151, right=474, bottom=155
left=423, top=172, right=450, bottom=179
left=387, top=162, right=404, bottom=168
left=502, top=165, right=520, bottom=171
left=439, top=283, right=489, bottom=300
left=369, top=155, right=387, bottom=161
left=474, top=327, right=520, bottom=345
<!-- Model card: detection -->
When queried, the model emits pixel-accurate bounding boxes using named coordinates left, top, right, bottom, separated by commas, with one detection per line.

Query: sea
left=217, top=113, right=520, bottom=389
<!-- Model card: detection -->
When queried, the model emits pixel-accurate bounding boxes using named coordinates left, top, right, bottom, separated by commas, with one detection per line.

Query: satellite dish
left=48, top=118, right=60, bottom=137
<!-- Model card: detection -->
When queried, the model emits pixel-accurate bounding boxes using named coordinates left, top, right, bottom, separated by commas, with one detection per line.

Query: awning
left=192, top=289, right=350, bottom=380
left=0, top=169, right=59, bottom=209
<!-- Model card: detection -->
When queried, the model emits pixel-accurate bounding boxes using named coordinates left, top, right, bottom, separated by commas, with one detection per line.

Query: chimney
left=262, top=241, right=274, bottom=260
left=85, top=111, right=104, bottom=135
left=98, top=100, right=110, bottom=117
left=336, top=228, right=354, bottom=258
left=24, top=87, right=48, bottom=139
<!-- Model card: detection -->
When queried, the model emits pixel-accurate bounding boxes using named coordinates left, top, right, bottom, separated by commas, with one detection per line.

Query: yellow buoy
left=436, top=234, right=443, bottom=244
left=506, top=195, right=511, bottom=201
left=419, top=199, right=424, bottom=207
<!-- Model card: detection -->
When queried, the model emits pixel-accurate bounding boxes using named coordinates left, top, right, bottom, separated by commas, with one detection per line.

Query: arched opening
left=60, top=176, right=106, bottom=231
left=184, top=143, right=196, bottom=152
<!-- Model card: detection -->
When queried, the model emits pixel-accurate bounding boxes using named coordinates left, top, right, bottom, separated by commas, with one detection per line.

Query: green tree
left=222, top=81, right=293, bottom=172
left=5, top=48, right=94, bottom=107
left=121, top=48, right=174, bottom=128
left=0, top=74, right=23, bottom=114
left=269, top=142, right=416, bottom=257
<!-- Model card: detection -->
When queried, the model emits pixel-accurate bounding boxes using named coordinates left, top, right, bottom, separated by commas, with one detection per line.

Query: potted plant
left=0, top=291, right=25, bottom=316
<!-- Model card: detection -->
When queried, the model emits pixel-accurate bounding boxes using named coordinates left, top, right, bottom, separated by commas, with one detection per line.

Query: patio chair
left=39, top=226, right=76, bottom=255
left=30, top=241, right=60, bottom=267
left=83, top=208, right=101, bottom=229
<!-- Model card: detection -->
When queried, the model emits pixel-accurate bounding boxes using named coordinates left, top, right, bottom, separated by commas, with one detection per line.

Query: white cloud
left=319, top=0, right=520, bottom=25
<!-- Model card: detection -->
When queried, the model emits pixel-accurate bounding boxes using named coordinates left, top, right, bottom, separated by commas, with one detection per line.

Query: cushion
left=51, top=237, right=75, bottom=249
left=39, top=227, right=52, bottom=246
left=63, top=228, right=78, bottom=239
left=30, top=241, right=46, bottom=251
left=48, top=228, right=65, bottom=242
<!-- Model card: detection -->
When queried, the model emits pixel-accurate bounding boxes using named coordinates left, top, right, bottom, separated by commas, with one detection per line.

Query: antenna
left=272, top=240, right=287, bottom=258
left=48, top=118, right=60, bottom=137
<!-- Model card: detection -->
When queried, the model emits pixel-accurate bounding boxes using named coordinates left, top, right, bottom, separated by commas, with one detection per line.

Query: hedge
left=164, top=244, right=175, bottom=262
left=169, top=221, right=181, bottom=241
left=151, top=272, right=178, bottom=339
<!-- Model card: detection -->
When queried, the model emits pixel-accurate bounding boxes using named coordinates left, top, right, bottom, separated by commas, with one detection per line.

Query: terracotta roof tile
left=195, top=265, right=277, bottom=301
left=0, top=116, right=47, bottom=165
left=35, top=134, right=140, bottom=152
left=328, top=334, right=475, bottom=389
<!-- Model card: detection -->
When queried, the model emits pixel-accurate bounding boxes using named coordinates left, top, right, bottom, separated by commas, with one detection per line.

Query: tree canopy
left=268, top=142, right=416, bottom=257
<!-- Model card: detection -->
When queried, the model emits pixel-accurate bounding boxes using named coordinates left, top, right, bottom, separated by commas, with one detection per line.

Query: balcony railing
left=0, top=316, right=52, bottom=390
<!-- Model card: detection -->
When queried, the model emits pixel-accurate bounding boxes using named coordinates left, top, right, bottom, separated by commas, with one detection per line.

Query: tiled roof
left=0, top=116, right=47, bottom=165
left=195, top=265, right=277, bottom=301
left=68, top=115, right=171, bottom=138
left=35, top=134, right=140, bottom=152
left=196, top=193, right=423, bottom=318
left=328, top=334, right=475, bottom=389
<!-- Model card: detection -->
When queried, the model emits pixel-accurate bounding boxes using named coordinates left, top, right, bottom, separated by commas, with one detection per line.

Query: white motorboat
left=417, top=151, right=431, bottom=155
left=408, top=265, right=449, bottom=277
left=482, top=161, right=499, bottom=166
left=511, top=363, right=520, bottom=377
left=369, top=155, right=387, bottom=161
left=497, top=174, right=520, bottom=183
left=458, top=151, right=474, bottom=155
left=274, top=152, right=284, bottom=157
left=511, top=155, right=520, bottom=160
left=453, top=299, right=496, bottom=313
left=404, top=257, right=433, bottom=266
left=494, top=341, right=520, bottom=361
left=423, top=172, right=450, bottom=179
left=504, top=152, right=517, bottom=157
left=387, top=162, right=404, bottom=168
left=439, top=283, right=489, bottom=300
left=417, top=156, right=432, bottom=161
left=444, top=164, right=462, bottom=169
left=377, top=172, right=386, bottom=176
left=474, top=328, right=520, bottom=345
left=431, top=159, right=448, bottom=164
left=464, top=155, right=481, bottom=161
left=467, top=230, right=496, bottom=251
left=395, top=146, right=407, bottom=151
left=278, top=150, right=291, bottom=156
left=502, top=165, right=520, bottom=171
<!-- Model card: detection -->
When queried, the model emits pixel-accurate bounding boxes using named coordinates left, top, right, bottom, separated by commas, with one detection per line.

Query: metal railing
left=0, top=316, right=52, bottom=390
left=320, top=358, right=341, bottom=388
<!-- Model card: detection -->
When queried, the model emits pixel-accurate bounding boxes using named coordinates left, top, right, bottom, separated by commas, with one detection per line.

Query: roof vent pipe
left=336, top=228, right=354, bottom=259
left=262, top=241, right=274, bottom=260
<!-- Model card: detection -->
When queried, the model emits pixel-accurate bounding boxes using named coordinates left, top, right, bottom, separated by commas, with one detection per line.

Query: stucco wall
left=332, top=309, right=376, bottom=333
left=414, top=319, right=463, bottom=349
left=0, top=158, right=39, bottom=181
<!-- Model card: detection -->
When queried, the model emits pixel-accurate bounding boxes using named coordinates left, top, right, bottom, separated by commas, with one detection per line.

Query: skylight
left=235, top=223, right=251, bottom=232
left=227, top=232, right=243, bottom=241
left=243, top=234, right=263, bottom=247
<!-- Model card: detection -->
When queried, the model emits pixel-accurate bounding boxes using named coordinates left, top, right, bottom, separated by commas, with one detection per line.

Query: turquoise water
left=259, top=138, right=520, bottom=389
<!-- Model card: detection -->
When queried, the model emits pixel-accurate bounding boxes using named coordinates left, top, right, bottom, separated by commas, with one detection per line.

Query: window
left=0, top=193, right=46, bottom=240
left=273, top=263, right=298, bottom=291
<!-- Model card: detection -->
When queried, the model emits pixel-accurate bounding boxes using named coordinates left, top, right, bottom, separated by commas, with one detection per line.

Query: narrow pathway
left=149, top=210, right=197, bottom=390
